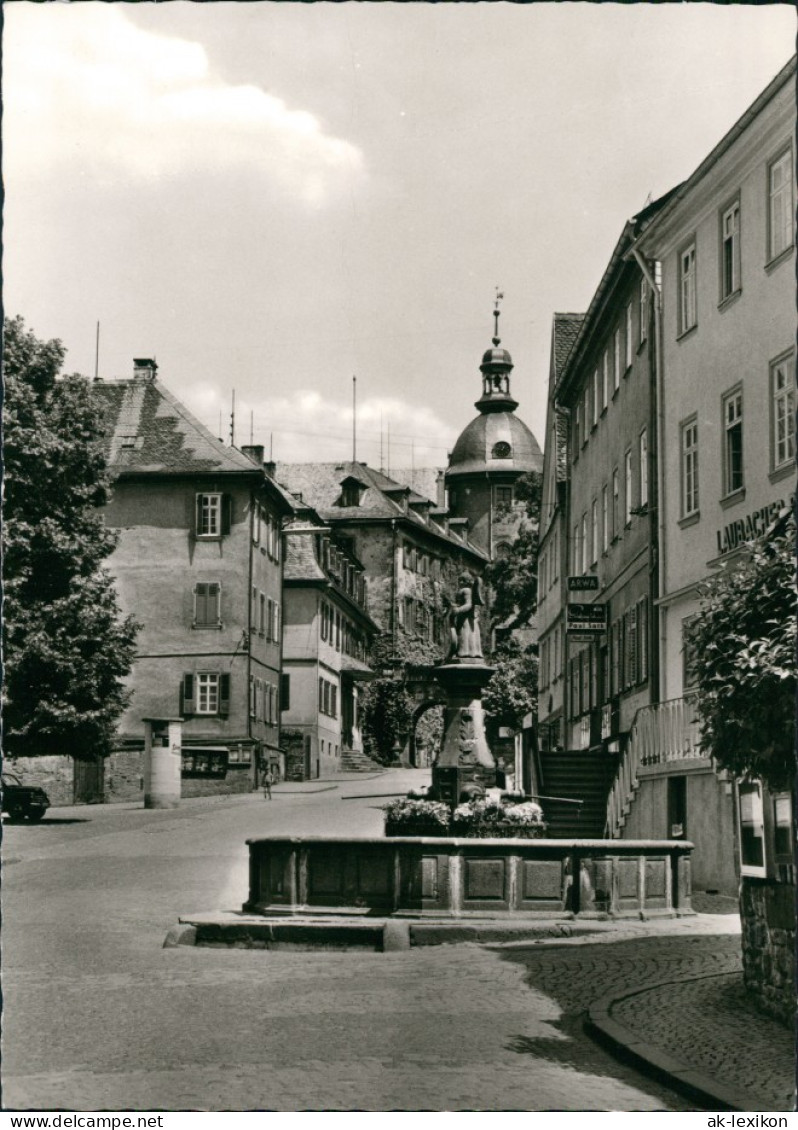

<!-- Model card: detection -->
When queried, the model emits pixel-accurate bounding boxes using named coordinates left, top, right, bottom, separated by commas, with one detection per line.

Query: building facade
left=551, top=202, right=670, bottom=757
left=625, top=55, right=796, bottom=894
left=281, top=503, right=378, bottom=779
left=275, top=461, right=488, bottom=764
left=536, top=312, right=584, bottom=754
left=91, top=362, right=294, bottom=801
left=276, top=460, right=488, bottom=663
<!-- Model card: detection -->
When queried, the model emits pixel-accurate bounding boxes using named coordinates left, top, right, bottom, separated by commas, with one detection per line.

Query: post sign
left=567, top=575, right=599, bottom=592
left=566, top=602, right=606, bottom=633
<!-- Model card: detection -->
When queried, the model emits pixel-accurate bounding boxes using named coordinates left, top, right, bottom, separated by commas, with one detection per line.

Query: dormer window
left=340, top=476, right=365, bottom=508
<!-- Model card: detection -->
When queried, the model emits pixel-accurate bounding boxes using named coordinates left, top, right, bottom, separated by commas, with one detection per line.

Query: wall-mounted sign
left=567, top=575, right=599, bottom=591
left=566, top=602, right=606, bottom=633
left=716, top=499, right=786, bottom=556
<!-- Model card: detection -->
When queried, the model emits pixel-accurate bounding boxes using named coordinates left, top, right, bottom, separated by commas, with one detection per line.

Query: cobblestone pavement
left=4, top=943, right=697, bottom=1112
left=499, top=932, right=796, bottom=1112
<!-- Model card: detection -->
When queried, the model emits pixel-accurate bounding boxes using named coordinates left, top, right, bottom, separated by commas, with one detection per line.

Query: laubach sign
left=716, top=498, right=787, bottom=555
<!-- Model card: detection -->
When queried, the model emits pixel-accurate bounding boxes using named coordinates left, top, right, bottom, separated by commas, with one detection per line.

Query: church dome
left=481, top=346, right=513, bottom=368
left=447, top=411, right=542, bottom=478
left=447, top=299, right=542, bottom=480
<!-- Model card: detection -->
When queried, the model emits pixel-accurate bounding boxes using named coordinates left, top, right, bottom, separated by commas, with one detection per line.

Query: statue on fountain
left=447, top=573, right=483, bottom=662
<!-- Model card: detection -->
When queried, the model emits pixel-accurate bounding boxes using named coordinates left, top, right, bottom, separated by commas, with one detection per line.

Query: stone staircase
left=340, top=748, right=385, bottom=774
left=536, top=748, right=617, bottom=838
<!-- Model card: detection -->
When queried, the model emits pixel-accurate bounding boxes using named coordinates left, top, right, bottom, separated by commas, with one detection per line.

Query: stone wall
left=182, top=765, right=255, bottom=798
left=105, top=749, right=144, bottom=803
left=5, top=756, right=75, bottom=806
left=281, top=730, right=308, bottom=781
left=740, top=877, right=796, bottom=1027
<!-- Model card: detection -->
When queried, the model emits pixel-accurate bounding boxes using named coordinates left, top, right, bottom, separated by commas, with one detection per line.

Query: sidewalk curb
left=587, top=972, right=762, bottom=1112
left=271, top=785, right=340, bottom=795
left=167, top=913, right=606, bottom=952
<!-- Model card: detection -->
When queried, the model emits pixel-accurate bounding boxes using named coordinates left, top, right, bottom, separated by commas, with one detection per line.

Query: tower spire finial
left=492, top=287, right=504, bottom=347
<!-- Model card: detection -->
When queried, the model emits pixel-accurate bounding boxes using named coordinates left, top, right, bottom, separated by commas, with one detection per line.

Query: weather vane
left=493, top=287, right=504, bottom=347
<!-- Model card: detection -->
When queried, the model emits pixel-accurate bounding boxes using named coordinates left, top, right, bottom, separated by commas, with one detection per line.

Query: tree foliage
left=686, top=509, right=795, bottom=791
left=482, top=637, right=538, bottom=730
left=484, top=470, right=541, bottom=632
left=3, top=316, right=138, bottom=759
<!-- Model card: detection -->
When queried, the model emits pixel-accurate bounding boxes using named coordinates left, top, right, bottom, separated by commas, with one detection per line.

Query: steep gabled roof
left=550, top=314, right=584, bottom=484
left=277, top=461, right=487, bottom=561
left=92, top=378, right=259, bottom=476
left=550, top=313, right=584, bottom=389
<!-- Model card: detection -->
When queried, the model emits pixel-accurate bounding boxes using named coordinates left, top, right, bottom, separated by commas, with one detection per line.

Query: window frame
left=196, top=492, right=228, bottom=539
left=767, top=145, right=794, bottom=263
left=590, top=498, right=598, bottom=566
left=601, top=484, right=609, bottom=553
left=721, top=386, right=744, bottom=498
left=611, top=468, right=619, bottom=540
left=196, top=672, right=220, bottom=715
left=601, top=352, right=609, bottom=411
left=770, top=351, right=795, bottom=473
left=193, top=581, right=222, bottom=629
left=719, top=195, right=741, bottom=303
left=680, top=416, right=699, bottom=518
left=623, top=449, right=633, bottom=526
left=738, top=780, right=767, bottom=879
left=639, top=277, right=648, bottom=345
left=638, top=428, right=648, bottom=510
left=613, top=329, right=621, bottom=393
left=678, top=239, right=697, bottom=335
left=625, top=304, right=633, bottom=370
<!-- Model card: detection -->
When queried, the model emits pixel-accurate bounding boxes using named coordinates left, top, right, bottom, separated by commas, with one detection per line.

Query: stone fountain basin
left=243, top=835, right=693, bottom=920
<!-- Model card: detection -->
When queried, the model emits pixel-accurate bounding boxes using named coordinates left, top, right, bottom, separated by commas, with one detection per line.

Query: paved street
left=0, top=770, right=784, bottom=1112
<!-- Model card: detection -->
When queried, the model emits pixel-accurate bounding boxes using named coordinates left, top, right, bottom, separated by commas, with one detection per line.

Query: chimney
left=264, top=460, right=277, bottom=478
left=133, top=358, right=158, bottom=381
left=241, top=444, right=265, bottom=467
left=436, top=470, right=446, bottom=509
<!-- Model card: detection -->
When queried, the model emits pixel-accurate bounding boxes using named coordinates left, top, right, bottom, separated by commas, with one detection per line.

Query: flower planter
left=385, top=820, right=547, bottom=839
left=451, top=822, right=547, bottom=839
left=385, top=821, right=450, bottom=838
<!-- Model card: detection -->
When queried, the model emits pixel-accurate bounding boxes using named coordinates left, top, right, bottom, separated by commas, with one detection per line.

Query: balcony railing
left=606, top=693, right=704, bottom=837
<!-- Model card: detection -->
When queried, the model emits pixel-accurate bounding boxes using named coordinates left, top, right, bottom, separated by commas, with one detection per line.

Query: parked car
left=2, top=771, right=50, bottom=822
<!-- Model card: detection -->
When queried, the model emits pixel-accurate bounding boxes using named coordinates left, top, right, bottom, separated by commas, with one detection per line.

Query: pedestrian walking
left=262, top=767, right=276, bottom=800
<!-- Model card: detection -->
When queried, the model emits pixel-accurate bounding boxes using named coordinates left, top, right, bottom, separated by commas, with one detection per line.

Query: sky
left=3, top=2, right=795, bottom=475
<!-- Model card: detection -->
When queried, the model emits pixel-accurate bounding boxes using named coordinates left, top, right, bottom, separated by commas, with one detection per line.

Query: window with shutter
left=319, top=678, right=324, bottom=712
left=196, top=673, right=219, bottom=714
left=628, top=606, right=638, bottom=686
left=219, top=672, right=231, bottom=716
left=638, top=598, right=649, bottom=683
left=331, top=684, right=337, bottom=719
left=221, top=494, right=232, bottom=535
left=249, top=675, right=256, bottom=718
left=182, top=673, right=195, bottom=716
left=194, top=582, right=221, bottom=627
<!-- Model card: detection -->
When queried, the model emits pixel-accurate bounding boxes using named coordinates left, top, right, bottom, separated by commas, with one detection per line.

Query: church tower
left=445, top=294, right=543, bottom=558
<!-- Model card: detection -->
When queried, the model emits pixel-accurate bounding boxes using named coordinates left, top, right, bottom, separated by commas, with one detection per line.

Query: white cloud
left=179, top=383, right=456, bottom=470
left=4, top=5, right=364, bottom=205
